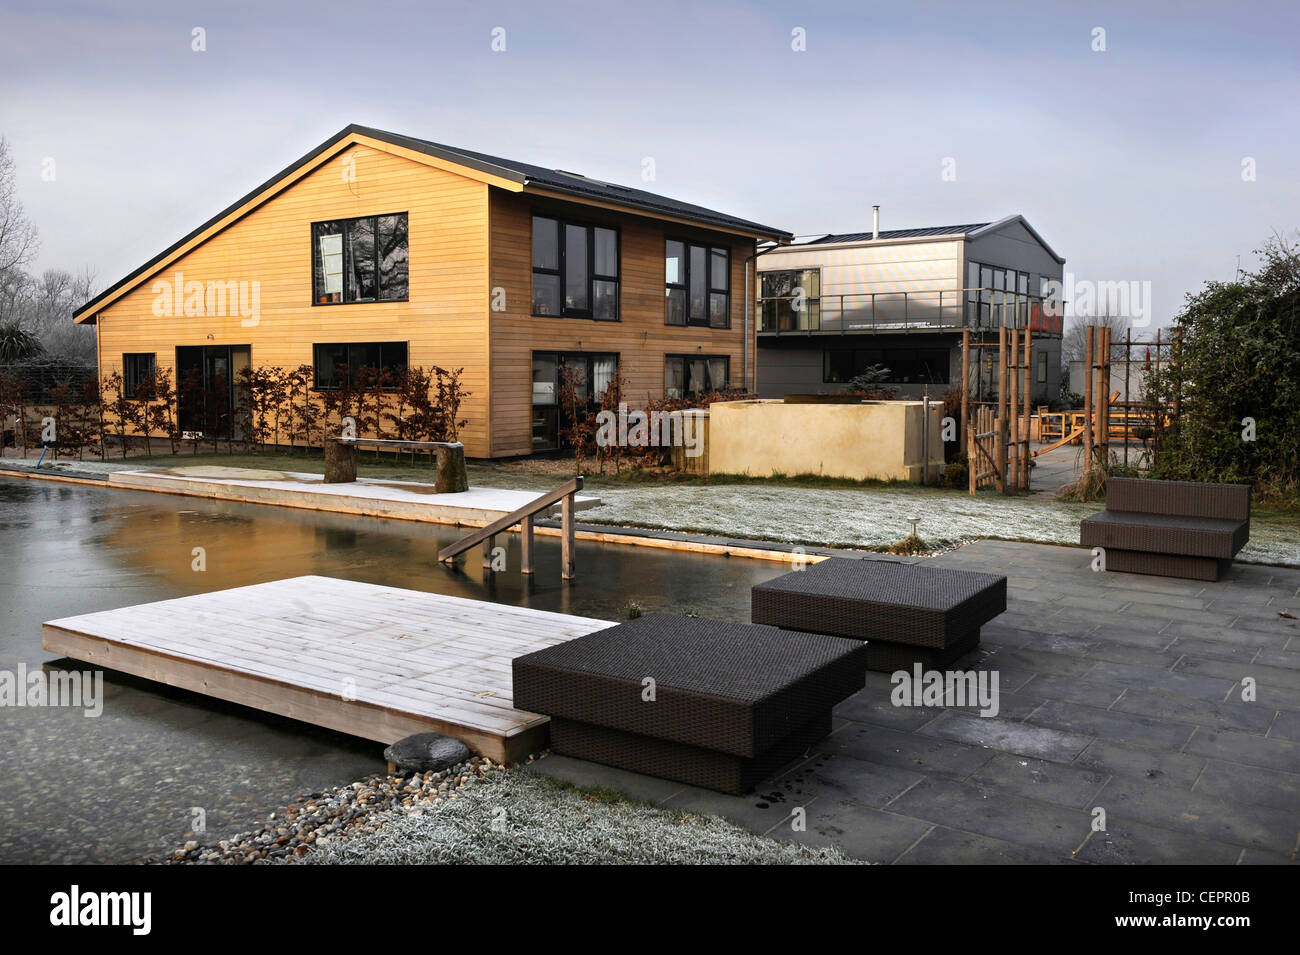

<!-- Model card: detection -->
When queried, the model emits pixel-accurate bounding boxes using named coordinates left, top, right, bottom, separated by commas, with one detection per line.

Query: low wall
left=707, top=399, right=945, bottom=483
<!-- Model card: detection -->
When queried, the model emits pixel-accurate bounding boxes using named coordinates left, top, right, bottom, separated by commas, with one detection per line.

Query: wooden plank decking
left=42, top=576, right=615, bottom=763
left=108, top=467, right=601, bottom=527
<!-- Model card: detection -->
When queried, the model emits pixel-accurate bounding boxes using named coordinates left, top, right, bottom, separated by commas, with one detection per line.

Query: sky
left=1, top=0, right=1297, bottom=328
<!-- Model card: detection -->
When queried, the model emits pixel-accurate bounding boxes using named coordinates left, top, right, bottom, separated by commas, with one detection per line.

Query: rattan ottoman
left=751, top=558, right=1007, bottom=671
left=512, top=614, right=867, bottom=794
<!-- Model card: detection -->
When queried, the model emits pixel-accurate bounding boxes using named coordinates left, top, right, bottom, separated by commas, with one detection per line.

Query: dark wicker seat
left=1080, top=478, right=1250, bottom=581
left=512, top=614, right=866, bottom=794
left=751, top=558, right=1007, bottom=672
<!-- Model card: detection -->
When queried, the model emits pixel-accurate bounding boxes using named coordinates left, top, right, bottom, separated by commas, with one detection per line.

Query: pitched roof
left=795, top=215, right=1064, bottom=265
left=351, top=125, right=791, bottom=241
left=74, top=124, right=791, bottom=322
left=808, top=223, right=991, bottom=243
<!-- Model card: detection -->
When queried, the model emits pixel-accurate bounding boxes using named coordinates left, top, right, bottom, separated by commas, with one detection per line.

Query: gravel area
left=301, top=763, right=859, bottom=865
left=153, top=755, right=500, bottom=864
left=150, top=753, right=856, bottom=865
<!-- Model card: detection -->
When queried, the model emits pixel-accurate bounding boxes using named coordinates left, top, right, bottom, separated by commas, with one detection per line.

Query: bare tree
left=0, top=138, right=39, bottom=287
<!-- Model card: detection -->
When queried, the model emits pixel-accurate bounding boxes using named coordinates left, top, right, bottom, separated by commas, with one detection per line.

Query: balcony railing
left=757, top=288, right=1062, bottom=336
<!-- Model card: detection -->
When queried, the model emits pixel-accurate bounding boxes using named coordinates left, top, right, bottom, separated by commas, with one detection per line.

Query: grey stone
left=383, top=733, right=470, bottom=773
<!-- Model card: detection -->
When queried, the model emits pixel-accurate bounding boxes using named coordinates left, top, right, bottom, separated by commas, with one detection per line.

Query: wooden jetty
left=42, top=576, right=614, bottom=763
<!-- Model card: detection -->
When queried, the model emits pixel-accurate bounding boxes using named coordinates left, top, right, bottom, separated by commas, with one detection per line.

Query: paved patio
left=531, top=539, right=1300, bottom=864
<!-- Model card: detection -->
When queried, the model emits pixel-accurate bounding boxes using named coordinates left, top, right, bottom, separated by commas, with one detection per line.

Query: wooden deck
left=108, top=467, right=601, bottom=527
left=42, top=576, right=615, bottom=763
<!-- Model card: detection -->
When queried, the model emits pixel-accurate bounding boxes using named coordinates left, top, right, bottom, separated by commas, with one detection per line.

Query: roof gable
left=75, top=125, right=791, bottom=322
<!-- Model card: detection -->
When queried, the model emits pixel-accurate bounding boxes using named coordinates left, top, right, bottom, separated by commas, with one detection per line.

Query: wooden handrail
left=335, top=437, right=462, bottom=449
left=438, top=476, right=584, bottom=577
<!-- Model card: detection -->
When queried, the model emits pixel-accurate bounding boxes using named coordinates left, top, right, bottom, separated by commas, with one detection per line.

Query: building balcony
left=757, top=288, right=1063, bottom=337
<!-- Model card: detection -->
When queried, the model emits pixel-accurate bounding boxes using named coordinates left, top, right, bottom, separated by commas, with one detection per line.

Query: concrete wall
left=707, top=399, right=945, bottom=482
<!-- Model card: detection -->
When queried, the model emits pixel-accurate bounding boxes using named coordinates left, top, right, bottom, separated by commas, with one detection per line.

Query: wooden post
left=997, top=326, right=1009, bottom=493
left=961, top=330, right=970, bottom=455
left=1021, top=327, right=1032, bottom=490
left=561, top=490, right=576, bottom=580
left=519, top=515, right=534, bottom=575
left=1099, top=326, right=1111, bottom=467
left=1123, top=327, right=1131, bottom=468
left=1083, top=325, right=1094, bottom=472
left=1008, top=327, right=1019, bottom=491
left=482, top=534, right=496, bottom=571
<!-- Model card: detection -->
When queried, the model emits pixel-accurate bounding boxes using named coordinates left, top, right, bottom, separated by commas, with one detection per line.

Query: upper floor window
left=666, top=240, right=729, bottom=327
left=123, top=353, right=156, bottom=398
left=532, top=216, right=618, bottom=320
left=312, top=213, right=408, bottom=305
left=966, top=261, right=1029, bottom=327
left=760, top=269, right=820, bottom=331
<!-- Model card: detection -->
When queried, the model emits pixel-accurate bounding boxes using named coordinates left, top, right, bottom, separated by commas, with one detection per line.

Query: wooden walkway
left=108, top=467, right=601, bottom=527
left=42, top=576, right=614, bottom=762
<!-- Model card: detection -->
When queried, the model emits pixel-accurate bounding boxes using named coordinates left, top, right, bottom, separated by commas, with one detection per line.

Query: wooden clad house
left=74, top=125, right=791, bottom=458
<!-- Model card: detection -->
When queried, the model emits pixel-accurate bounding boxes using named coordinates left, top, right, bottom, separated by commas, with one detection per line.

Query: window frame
left=822, top=347, right=950, bottom=385
left=664, top=353, right=730, bottom=397
left=123, top=353, right=156, bottom=399
left=311, top=212, right=409, bottom=306
left=665, top=237, right=730, bottom=328
left=760, top=268, right=821, bottom=331
left=531, top=215, right=620, bottom=321
left=311, top=341, right=409, bottom=391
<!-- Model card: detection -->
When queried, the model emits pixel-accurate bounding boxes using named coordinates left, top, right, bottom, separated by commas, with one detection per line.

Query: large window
left=532, top=216, right=618, bottom=320
left=824, top=347, right=949, bottom=385
left=664, top=354, right=729, bottom=398
left=312, top=213, right=408, bottom=304
left=760, top=269, right=821, bottom=331
left=123, top=353, right=156, bottom=398
left=966, top=261, right=1029, bottom=328
left=312, top=341, right=408, bottom=389
left=666, top=240, right=729, bottom=327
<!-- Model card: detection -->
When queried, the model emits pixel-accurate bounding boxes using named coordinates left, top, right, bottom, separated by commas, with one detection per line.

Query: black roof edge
left=76, top=124, right=791, bottom=319
left=74, top=125, right=358, bottom=319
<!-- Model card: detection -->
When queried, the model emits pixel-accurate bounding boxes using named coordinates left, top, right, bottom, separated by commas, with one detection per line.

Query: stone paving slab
left=895, top=824, right=1072, bottom=865
left=528, top=539, right=1300, bottom=864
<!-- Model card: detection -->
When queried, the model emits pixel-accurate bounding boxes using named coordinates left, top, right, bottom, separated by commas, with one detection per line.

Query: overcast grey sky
left=2, top=0, right=1296, bottom=325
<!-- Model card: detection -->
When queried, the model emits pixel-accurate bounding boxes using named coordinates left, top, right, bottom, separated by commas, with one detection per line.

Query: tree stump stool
left=435, top=442, right=468, bottom=494
left=323, top=438, right=357, bottom=483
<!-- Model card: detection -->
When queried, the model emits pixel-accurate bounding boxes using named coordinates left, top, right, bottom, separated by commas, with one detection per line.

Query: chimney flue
left=872, top=205, right=880, bottom=240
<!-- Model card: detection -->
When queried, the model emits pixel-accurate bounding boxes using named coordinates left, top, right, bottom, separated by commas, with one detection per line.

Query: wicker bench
left=1080, top=478, right=1250, bottom=581
left=751, top=558, right=1007, bottom=672
left=512, top=614, right=866, bottom=794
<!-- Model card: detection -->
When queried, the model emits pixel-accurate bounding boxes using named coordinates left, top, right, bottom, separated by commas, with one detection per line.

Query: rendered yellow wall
left=707, top=399, right=945, bottom=482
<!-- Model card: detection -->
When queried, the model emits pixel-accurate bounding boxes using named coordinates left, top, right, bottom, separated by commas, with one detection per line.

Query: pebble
left=152, top=755, right=498, bottom=865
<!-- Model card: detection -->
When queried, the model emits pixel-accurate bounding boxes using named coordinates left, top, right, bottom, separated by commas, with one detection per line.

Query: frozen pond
left=0, top=477, right=779, bottom=863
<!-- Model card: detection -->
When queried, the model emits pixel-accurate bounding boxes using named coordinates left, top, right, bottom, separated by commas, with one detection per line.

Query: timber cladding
left=487, top=190, right=756, bottom=457
left=88, top=133, right=762, bottom=458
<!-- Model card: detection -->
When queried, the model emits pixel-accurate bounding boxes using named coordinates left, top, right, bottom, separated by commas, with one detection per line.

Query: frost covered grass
left=573, top=483, right=1300, bottom=567
left=299, top=769, right=859, bottom=865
